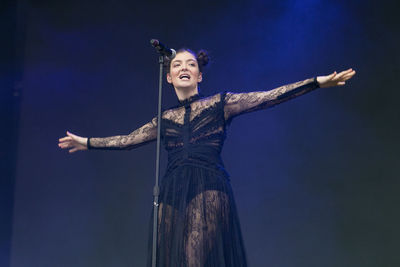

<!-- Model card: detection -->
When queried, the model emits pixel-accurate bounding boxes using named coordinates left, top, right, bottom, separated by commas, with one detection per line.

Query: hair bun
left=164, top=48, right=210, bottom=74
left=196, top=50, right=209, bottom=68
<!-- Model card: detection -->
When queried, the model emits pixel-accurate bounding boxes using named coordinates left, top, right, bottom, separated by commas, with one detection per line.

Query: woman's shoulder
left=201, top=91, right=223, bottom=102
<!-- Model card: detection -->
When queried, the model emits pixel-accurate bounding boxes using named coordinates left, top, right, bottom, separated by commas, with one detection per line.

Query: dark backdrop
left=3, top=0, right=399, bottom=266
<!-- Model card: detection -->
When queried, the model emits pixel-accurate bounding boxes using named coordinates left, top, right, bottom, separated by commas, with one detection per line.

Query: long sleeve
left=223, top=77, right=320, bottom=123
left=87, top=116, right=158, bottom=150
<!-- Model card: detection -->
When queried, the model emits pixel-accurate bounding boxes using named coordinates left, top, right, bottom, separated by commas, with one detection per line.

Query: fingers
left=327, top=68, right=352, bottom=81
left=59, top=131, right=82, bottom=153
left=59, top=131, right=76, bottom=142
left=335, top=70, right=349, bottom=78
left=337, top=70, right=356, bottom=81
left=59, top=136, right=72, bottom=142
left=58, top=141, right=71, bottom=149
left=327, top=71, right=337, bottom=80
left=342, top=73, right=355, bottom=81
left=337, top=68, right=355, bottom=78
left=66, top=131, right=76, bottom=138
left=329, top=69, right=355, bottom=84
left=346, top=69, right=356, bottom=77
left=342, top=68, right=353, bottom=73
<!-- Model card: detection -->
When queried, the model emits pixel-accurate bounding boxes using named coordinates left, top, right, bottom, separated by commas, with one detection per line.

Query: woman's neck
left=174, top=87, right=199, bottom=101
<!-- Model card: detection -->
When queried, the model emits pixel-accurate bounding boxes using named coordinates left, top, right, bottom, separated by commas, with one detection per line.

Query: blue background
left=2, top=0, right=399, bottom=266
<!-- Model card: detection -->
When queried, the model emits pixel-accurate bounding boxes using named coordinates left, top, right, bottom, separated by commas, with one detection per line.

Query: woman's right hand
left=58, top=131, right=88, bottom=153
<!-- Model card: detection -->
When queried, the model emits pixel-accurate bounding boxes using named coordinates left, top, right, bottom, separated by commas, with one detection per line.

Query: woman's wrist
left=314, top=76, right=320, bottom=88
left=86, top=137, right=91, bottom=149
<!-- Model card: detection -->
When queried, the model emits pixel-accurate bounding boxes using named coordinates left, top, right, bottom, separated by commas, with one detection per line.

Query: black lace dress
left=87, top=77, right=320, bottom=266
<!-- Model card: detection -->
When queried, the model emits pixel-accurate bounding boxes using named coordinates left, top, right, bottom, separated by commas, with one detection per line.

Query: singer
left=58, top=48, right=355, bottom=266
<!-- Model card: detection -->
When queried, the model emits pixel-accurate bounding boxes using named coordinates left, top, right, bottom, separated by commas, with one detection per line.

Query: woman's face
left=167, top=51, right=203, bottom=91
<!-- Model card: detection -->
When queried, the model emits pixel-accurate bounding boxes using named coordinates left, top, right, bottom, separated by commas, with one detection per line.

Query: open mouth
left=179, top=74, right=191, bottom=80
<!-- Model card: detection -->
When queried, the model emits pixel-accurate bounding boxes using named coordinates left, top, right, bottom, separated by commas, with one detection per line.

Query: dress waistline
left=164, top=156, right=229, bottom=179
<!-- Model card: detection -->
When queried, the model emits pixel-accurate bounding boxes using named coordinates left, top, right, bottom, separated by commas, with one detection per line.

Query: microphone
left=150, top=39, right=176, bottom=59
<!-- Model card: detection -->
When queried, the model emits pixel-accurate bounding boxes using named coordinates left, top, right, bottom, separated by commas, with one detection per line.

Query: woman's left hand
left=317, top=68, right=356, bottom=88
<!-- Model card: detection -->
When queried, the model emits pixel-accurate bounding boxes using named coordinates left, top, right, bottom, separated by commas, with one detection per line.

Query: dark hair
left=164, top=48, right=210, bottom=73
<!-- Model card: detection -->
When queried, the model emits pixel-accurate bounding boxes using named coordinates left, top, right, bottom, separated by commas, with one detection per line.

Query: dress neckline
left=178, top=93, right=203, bottom=107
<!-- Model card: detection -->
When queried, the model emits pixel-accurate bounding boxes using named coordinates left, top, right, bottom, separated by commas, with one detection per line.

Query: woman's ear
left=167, top=73, right=172, bottom=84
left=198, top=72, right=203, bottom=83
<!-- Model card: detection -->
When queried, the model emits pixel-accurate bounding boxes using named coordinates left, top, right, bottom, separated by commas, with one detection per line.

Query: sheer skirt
left=147, top=165, right=247, bottom=267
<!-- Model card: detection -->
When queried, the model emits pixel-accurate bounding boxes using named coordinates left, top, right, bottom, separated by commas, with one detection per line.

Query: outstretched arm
left=58, top=117, right=158, bottom=153
left=224, top=68, right=355, bottom=122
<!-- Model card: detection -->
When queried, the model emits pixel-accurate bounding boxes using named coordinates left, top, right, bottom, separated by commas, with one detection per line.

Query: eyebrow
left=171, top=59, right=196, bottom=63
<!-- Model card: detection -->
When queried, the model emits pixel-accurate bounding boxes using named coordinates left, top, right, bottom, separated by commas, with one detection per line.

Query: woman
left=58, top=48, right=355, bottom=266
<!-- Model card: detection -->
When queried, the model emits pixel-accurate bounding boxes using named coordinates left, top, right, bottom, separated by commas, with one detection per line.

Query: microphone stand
left=151, top=54, right=164, bottom=267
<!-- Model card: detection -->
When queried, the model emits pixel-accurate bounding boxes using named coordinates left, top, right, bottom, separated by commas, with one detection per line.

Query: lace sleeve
left=223, top=77, right=319, bottom=122
left=87, top=116, right=158, bottom=150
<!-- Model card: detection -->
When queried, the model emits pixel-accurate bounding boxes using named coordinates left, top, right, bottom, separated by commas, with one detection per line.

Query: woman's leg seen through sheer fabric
left=184, top=190, right=229, bottom=267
